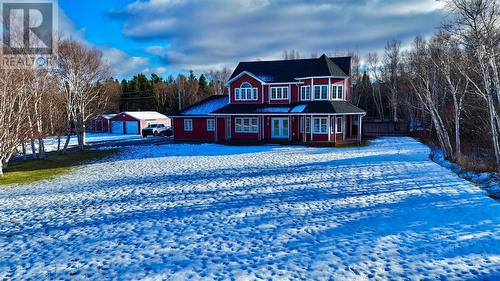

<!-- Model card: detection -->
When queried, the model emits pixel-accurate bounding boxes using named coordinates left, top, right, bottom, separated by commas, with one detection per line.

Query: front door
left=271, top=118, right=289, bottom=139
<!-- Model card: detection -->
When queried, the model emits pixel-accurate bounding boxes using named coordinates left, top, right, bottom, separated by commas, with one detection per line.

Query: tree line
left=0, top=38, right=123, bottom=177
left=349, top=0, right=500, bottom=174
left=116, top=68, right=232, bottom=115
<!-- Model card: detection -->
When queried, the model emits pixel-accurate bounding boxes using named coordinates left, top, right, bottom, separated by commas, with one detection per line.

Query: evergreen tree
left=198, top=74, right=209, bottom=93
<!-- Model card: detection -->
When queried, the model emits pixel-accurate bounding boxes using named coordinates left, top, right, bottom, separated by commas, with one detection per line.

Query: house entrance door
left=271, top=118, right=289, bottom=139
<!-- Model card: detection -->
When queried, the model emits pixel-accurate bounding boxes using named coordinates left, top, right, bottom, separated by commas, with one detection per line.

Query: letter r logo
left=2, top=1, right=54, bottom=55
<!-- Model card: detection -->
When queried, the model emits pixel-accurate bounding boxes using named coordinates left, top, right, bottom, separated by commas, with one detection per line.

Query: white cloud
left=102, top=48, right=150, bottom=78
left=112, top=0, right=446, bottom=72
left=56, top=4, right=152, bottom=79
left=144, top=45, right=167, bottom=56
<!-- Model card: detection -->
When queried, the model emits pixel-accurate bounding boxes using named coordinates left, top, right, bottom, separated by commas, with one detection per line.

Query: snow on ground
left=20, top=133, right=142, bottom=155
left=1, top=137, right=499, bottom=280
left=431, top=149, right=500, bottom=199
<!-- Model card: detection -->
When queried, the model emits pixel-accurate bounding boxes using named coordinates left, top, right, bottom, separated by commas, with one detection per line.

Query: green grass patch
left=0, top=149, right=117, bottom=186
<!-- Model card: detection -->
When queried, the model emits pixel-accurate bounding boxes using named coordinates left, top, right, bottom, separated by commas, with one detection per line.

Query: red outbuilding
left=88, top=114, right=116, bottom=133
left=109, top=111, right=171, bottom=135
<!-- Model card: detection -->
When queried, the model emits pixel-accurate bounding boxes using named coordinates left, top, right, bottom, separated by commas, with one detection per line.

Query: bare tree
left=153, top=82, right=169, bottom=113
left=407, top=36, right=454, bottom=158
left=55, top=39, right=112, bottom=151
left=367, top=52, right=385, bottom=120
left=282, top=49, right=301, bottom=60
left=443, top=0, right=500, bottom=173
left=383, top=39, right=402, bottom=122
left=0, top=68, right=33, bottom=176
left=208, top=67, right=232, bottom=95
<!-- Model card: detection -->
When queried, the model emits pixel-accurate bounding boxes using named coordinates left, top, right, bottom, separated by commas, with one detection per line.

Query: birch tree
left=408, top=36, right=454, bottom=158
left=443, top=0, right=500, bottom=173
left=55, top=39, right=111, bottom=150
left=0, top=68, right=33, bottom=176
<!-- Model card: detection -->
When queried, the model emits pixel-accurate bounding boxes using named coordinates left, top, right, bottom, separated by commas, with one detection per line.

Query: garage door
left=125, top=121, right=139, bottom=135
left=111, top=121, right=123, bottom=134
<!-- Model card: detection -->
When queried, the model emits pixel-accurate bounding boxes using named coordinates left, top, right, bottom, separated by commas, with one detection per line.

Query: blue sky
left=58, top=0, right=446, bottom=79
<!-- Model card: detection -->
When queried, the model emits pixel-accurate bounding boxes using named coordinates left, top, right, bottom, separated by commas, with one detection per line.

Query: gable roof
left=211, top=100, right=365, bottom=115
left=227, top=54, right=350, bottom=84
left=176, top=95, right=229, bottom=116
left=123, top=111, right=169, bottom=120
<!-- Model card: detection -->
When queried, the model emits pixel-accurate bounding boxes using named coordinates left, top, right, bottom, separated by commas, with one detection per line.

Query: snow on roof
left=255, top=107, right=291, bottom=113
left=180, top=95, right=229, bottom=116
left=101, top=114, right=117, bottom=120
left=123, top=111, right=169, bottom=120
left=290, top=105, right=307, bottom=113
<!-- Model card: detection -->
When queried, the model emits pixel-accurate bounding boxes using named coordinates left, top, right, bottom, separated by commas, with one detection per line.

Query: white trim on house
left=234, top=117, right=259, bottom=133
left=300, top=85, right=311, bottom=101
left=335, top=116, right=343, bottom=133
left=226, top=71, right=265, bottom=85
left=206, top=118, right=215, bottom=131
left=312, top=117, right=328, bottom=134
left=331, top=84, right=344, bottom=100
left=184, top=119, right=193, bottom=131
left=270, top=86, right=289, bottom=100
left=313, top=85, right=328, bottom=100
left=235, top=82, right=258, bottom=101
left=294, top=75, right=348, bottom=80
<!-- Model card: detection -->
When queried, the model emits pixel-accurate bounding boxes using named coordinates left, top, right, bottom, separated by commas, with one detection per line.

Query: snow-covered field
left=1, top=137, right=499, bottom=280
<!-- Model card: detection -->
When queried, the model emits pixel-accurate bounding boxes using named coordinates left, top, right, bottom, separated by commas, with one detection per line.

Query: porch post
left=358, top=115, right=363, bottom=144
left=342, top=115, right=346, bottom=141
left=288, top=115, right=292, bottom=141
left=310, top=115, right=313, bottom=142
left=327, top=114, right=331, bottom=142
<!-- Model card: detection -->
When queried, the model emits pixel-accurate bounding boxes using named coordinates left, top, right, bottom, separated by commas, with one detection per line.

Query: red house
left=172, top=55, right=366, bottom=144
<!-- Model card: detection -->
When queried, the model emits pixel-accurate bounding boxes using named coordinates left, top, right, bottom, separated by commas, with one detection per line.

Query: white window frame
left=336, top=116, right=343, bottom=133
left=313, top=85, right=328, bottom=100
left=332, top=84, right=344, bottom=100
left=206, top=119, right=215, bottom=131
left=235, top=82, right=258, bottom=101
left=300, top=86, right=311, bottom=100
left=184, top=119, right=193, bottom=131
left=312, top=117, right=328, bottom=134
left=270, top=87, right=289, bottom=100
left=235, top=117, right=258, bottom=133
left=300, top=117, right=311, bottom=133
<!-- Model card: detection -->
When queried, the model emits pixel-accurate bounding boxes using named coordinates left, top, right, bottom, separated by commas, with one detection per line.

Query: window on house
left=313, top=118, right=328, bottom=133
left=235, top=82, right=258, bottom=101
left=332, top=85, right=344, bottom=100
left=270, top=87, right=289, bottom=100
left=206, top=119, right=215, bottom=131
left=235, top=117, right=258, bottom=133
left=300, top=117, right=312, bottom=133
left=300, top=86, right=311, bottom=100
left=184, top=119, right=193, bottom=131
left=336, top=116, right=343, bottom=133
left=314, top=85, right=328, bottom=100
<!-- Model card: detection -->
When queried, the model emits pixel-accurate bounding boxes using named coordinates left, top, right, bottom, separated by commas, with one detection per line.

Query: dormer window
left=313, top=85, right=328, bottom=100
left=332, top=85, right=344, bottom=100
left=235, top=82, right=258, bottom=101
left=270, top=87, right=289, bottom=100
left=300, top=86, right=311, bottom=100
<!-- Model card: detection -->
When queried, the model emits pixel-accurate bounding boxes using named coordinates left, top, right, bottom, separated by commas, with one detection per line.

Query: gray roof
left=228, top=55, right=350, bottom=83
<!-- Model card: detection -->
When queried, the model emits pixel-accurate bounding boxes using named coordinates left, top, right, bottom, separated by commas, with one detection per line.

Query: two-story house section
left=171, top=54, right=366, bottom=144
